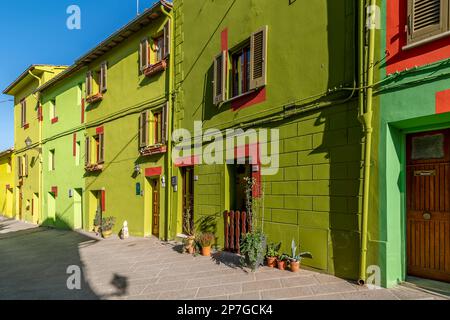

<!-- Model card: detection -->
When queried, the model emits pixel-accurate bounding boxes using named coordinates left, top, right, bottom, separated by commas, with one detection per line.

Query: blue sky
left=0, top=0, right=158, bottom=151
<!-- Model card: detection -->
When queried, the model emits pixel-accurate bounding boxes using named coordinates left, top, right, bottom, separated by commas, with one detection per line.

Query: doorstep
left=402, top=276, right=450, bottom=298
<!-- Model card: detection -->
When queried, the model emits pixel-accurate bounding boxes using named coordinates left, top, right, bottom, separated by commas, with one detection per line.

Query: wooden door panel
left=152, top=180, right=159, bottom=237
left=406, top=130, right=450, bottom=283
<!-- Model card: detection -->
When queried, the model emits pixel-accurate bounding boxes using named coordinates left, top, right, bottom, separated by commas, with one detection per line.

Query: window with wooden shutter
left=98, top=133, right=105, bottom=164
left=213, top=51, right=227, bottom=105
left=139, top=111, right=149, bottom=148
left=163, top=20, right=171, bottom=58
left=153, top=110, right=163, bottom=145
left=20, top=99, right=26, bottom=127
left=85, top=137, right=91, bottom=166
left=407, top=0, right=448, bottom=45
left=86, top=71, right=93, bottom=97
left=161, top=103, right=168, bottom=145
left=24, top=154, right=28, bottom=177
left=250, top=26, right=268, bottom=90
left=140, top=38, right=150, bottom=71
left=100, top=62, right=108, bottom=93
left=154, top=36, right=165, bottom=63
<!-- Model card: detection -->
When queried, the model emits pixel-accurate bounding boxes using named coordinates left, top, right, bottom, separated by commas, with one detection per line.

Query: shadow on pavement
left=0, top=216, right=129, bottom=300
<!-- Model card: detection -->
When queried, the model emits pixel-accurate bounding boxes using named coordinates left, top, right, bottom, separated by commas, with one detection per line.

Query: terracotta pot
left=277, top=260, right=287, bottom=270
left=102, top=229, right=113, bottom=239
left=266, top=256, right=277, bottom=268
left=290, top=260, right=300, bottom=272
left=201, top=246, right=211, bottom=257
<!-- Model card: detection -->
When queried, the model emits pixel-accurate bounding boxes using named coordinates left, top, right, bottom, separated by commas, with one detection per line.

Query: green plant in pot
left=93, top=211, right=101, bottom=233
left=240, top=230, right=267, bottom=271
left=289, top=239, right=312, bottom=272
left=183, top=205, right=196, bottom=254
left=100, top=216, right=116, bottom=239
left=266, top=242, right=281, bottom=268
left=197, top=232, right=215, bottom=256
left=276, top=253, right=289, bottom=270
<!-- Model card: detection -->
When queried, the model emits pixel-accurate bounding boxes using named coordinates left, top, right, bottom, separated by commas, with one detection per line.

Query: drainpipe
left=160, top=1, right=174, bottom=241
left=28, top=69, right=43, bottom=225
left=358, top=0, right=376, bottom=285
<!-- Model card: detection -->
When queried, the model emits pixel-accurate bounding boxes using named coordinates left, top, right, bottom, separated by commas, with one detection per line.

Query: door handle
left=423, top=212, right=431, bottom=220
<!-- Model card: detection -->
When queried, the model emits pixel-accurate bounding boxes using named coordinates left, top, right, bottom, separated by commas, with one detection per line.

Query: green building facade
left=371, top=0, right=450, bottom=286
left=171, top=0, right=366, bottom=282
left=38, top=70, right=86, bottom=229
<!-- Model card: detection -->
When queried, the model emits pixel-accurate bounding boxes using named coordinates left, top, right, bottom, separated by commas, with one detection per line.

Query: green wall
left=40, top=71, right=86, bottom=230
left=376, top=0, right=450, bottom=287
left=173, top=0, right=364, bottom=280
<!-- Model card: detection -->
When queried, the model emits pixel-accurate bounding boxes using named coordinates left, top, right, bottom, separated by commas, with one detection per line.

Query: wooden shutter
left=139, top=111, right=149, bottom=148
left=100, top=62, right=108, bottom=93
left=250, top=26, right=268, bottom=90
left=213, top=51, right=227, bottom=105
left=24, top=155, right=28, bottom=177
left=407, top=0, right=448, bottom=45
left=98, top=133, right=105, bottom=164
left=18, top=156, right=22, bottom=178
left=85, top=137, right=90, bottom=166
left=161, top=103, right=168, bottom=145
left=163, top=20, right=171, bottom=58
left=86, top=72, right=92, bottom=96
left=140, top=39, right=149, bottom=71
left=21, top=99, right=26, bottom=127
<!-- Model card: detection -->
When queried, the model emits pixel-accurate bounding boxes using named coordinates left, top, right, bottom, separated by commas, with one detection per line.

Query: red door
left=406, top=129, right=450, bottom=282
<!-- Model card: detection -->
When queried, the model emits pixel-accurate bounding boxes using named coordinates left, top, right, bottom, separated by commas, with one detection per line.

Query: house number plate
left=414, top=170, right=436, bottom=177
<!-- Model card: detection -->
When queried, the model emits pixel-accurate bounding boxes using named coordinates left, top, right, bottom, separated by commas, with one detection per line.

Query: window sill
left=143, top=60, right=167, bottom=77
left=140, top=144, right=167, bottom=156
left=86, top=93, right=103, bottom=104
left=85, top=163, right=104, bottom=172
left=402, top=31, right=450, bottom=51
left=51, top=117, right=59, bottom=124
left=224, top=89, right=258, bottom=105
left=22, top=123, right=29, bottom=130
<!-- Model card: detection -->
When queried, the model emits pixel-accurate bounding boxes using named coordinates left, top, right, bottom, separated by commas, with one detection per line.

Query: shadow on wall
left=0, top=217, right=130, bottom=300
left=307, top=0, right=363, bottom=281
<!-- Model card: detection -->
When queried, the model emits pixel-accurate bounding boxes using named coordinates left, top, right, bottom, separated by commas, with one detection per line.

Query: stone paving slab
left=0, top=217, right=447, bottom=300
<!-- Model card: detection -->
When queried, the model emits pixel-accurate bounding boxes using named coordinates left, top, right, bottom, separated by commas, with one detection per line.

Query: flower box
left=85, top=163, right=104, bottom=172
left=140, top=144, right=167, bottom=156
left=143, top=60, right=167, bottom=77
left=86, top=93, right=103, bottom=104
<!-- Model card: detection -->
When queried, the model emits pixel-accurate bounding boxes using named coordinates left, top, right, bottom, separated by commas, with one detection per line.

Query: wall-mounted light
left=161, top=176, right=166, bottom=188
left=134, top=164, right=141, bottom=175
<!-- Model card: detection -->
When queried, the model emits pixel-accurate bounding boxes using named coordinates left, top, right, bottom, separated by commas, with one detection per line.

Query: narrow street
left=0, top=216, right=446, bottom=300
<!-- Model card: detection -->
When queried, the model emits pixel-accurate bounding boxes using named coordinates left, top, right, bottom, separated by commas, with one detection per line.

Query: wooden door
left=182, top=167, right=194, bottom=235
left=152, top=180, right=160, bottom=237
left=406, top=129, right=450, bottom=282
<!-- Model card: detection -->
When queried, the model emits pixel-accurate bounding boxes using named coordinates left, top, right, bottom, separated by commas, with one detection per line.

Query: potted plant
left=289, top=240, right=312, bottom=272
left=277, top=254, right=289, bottom=271
left=197, top=232, right=215, bottom=256
left=93, top=211, right=101, bottom=234
left=100, top=216, right=116, bottom=239
left=183, top=234, right=196, bottom=254
left=266, top=242, right=281, bottom=268
left=240, top=230, right=267, bottom=271
left=183, top=205, right=196, bottom=254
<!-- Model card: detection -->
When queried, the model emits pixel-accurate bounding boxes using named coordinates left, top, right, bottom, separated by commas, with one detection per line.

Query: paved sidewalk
left=0, top=217, right=447, bottom=300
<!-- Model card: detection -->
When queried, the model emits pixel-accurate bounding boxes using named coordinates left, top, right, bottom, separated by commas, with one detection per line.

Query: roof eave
left=36, top=1, right=172, bottom=94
